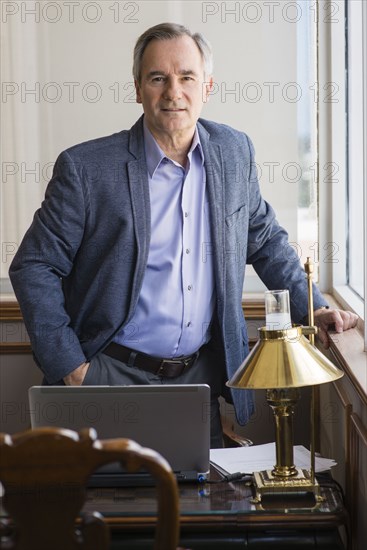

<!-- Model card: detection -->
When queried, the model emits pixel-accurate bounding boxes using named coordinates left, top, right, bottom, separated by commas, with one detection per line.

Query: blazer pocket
left=225, top=204, right=248, bottom=228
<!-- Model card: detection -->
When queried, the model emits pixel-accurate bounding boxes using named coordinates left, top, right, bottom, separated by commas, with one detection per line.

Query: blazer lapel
left=198, top=122, right=226, bottom=319
left=126, top=117, right=151, bottom=315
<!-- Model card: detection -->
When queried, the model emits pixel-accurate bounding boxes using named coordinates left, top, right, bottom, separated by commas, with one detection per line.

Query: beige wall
left=1, top=0, right=313, bottom=288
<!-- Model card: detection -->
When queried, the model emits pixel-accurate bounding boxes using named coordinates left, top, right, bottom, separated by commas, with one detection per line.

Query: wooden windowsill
left=323, top=294, right=367, bottom=405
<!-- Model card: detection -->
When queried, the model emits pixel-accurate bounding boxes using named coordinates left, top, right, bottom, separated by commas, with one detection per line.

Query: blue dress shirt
left=114, top=122, right=215, bottom=357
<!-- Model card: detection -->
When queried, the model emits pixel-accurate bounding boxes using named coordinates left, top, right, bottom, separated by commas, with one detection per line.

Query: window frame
left=318, top=0, right=367, bottom=347
left=346, top=0, right=365, bottom=301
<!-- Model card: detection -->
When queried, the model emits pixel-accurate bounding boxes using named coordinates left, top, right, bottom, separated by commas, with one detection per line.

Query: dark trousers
left=82, top=343, right=224, bottom=448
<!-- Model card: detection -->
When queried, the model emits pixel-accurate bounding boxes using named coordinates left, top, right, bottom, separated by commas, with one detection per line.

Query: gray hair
left=133, top=22, right=213, bottom=84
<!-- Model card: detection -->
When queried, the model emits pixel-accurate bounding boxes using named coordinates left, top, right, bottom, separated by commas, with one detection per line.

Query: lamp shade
left=227, top=326, right=344, bottom=389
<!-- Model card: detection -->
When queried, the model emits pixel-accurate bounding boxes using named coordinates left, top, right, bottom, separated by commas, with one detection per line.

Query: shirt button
left=188, top=285, right=192, bottom=291
left=184, top=212, right=189, bottom=217
left=187, top=322, right=192, bottom=327
left=186, top=249, right=190, bottom=254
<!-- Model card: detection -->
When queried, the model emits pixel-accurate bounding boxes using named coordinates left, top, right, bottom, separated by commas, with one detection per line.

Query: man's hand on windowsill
left=314, top=308, right=359, bottom=349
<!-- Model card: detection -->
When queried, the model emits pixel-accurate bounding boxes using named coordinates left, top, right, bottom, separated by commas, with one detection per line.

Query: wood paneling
left=0, top=342, right=32, bottom=355
left=0, top=301, right=23, bottom=321
left=347, top=413, right=367, bottom=550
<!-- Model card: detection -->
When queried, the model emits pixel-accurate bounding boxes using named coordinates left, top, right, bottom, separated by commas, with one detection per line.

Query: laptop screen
left=28, top=384, right=211, bottom=477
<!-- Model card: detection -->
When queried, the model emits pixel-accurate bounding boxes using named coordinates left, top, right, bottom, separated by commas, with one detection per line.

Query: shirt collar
left=143, top=119, right=204, bottom=178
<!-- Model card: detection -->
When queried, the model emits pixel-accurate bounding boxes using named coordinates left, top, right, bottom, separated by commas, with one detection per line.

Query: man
left=9, top=23, right=358, bottom=447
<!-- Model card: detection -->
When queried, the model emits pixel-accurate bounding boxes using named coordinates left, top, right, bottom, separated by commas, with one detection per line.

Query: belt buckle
left=157, top=357, right=190, bottom=376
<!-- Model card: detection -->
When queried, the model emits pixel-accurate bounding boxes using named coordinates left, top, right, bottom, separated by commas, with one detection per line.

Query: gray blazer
left=9, top=116, right=327, bottom=424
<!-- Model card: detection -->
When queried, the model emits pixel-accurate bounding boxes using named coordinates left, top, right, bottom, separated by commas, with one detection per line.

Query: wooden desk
left=83, top=469, right=348, bottom=549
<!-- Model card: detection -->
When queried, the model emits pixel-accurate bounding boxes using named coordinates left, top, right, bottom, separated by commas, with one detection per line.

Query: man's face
left=135, top=35, right=212, bottom=142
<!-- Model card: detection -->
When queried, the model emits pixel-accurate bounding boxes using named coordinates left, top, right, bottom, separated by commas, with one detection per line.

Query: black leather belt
left=102, top=342, right=200, bottom=378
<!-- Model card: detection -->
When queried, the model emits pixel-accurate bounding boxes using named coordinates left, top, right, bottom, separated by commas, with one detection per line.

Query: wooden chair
left=0, top=427, right=180, bottom=550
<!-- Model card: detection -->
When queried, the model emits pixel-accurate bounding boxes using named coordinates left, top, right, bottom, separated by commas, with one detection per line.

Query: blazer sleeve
left=9, top=150, right=88, bottom=382
left=244, top=135, right=328, bottom=322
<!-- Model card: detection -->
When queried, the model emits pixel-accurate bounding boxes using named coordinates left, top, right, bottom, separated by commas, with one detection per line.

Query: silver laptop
left=28, top=384, right=211, bottom=485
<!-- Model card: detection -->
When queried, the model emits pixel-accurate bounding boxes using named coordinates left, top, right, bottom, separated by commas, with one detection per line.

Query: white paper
left=210, top=443, right=337, bottom=475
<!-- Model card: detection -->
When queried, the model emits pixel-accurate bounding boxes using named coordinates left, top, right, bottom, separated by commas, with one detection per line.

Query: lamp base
left=251, top=468, right=324, bottom=505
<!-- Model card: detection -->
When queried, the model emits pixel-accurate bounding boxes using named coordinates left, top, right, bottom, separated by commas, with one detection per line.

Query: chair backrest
left=0, top=427, right=180, bottom=550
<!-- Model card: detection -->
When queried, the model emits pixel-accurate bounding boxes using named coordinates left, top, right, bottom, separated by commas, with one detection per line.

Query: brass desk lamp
left=227, top=259, right=343, bottom=503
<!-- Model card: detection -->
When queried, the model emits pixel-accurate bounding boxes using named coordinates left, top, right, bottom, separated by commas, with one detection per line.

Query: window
left=318, top=0, right=367, bottom=346
left=347, top=0, right=365, bottom=301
